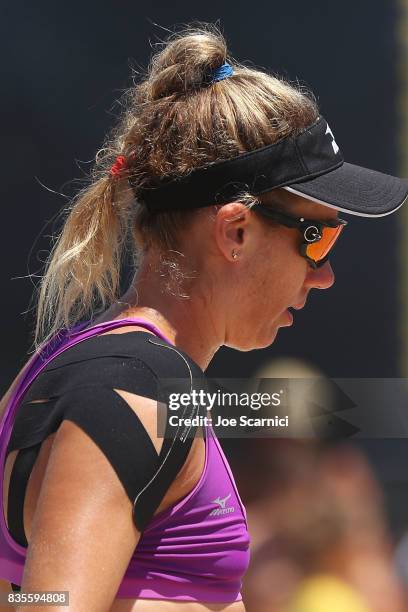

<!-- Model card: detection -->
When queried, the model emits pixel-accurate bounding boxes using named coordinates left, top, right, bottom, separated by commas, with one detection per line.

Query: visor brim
left=284, top=162, right=408, bottom=217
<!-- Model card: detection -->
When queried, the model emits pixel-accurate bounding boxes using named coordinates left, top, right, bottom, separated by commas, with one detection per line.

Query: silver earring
left=232, top=249, right=238, bottom=259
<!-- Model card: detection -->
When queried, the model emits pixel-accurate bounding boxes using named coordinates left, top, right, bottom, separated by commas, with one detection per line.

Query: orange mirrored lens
left=305, top=224, right=344, bottom=263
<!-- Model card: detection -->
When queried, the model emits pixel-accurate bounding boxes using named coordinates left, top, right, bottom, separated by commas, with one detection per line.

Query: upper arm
left=20, top=418, right=138, bottom=612
left=19, top=388, right=164, bottom=612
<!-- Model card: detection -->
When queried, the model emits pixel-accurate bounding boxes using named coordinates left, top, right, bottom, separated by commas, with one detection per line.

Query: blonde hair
left=34, top=23, right=319, bottom=349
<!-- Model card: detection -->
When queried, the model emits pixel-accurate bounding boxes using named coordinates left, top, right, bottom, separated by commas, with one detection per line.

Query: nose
left=304, top=260, right=335, bottom=290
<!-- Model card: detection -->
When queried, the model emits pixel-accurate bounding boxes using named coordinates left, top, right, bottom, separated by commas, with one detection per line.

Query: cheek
left=255, top=237, right=307, bottom=303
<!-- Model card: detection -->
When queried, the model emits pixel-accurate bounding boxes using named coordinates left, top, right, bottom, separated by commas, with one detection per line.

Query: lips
left=290, top=296, right=308, bottom=310
left=288, top=303, right=304, bottom=312
left=285, top=300, right=306, bottom=322
left=285, top=309, right=294, bottom=325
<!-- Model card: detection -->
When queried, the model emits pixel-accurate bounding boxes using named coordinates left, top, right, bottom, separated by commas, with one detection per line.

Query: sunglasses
left=251, top=203, right=347, bottom=269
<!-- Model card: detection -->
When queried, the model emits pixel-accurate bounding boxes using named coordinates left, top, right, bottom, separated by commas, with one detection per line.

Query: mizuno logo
left=209, top=493, right=235, bottom=516
left=212, top=493, right=231, bottom=508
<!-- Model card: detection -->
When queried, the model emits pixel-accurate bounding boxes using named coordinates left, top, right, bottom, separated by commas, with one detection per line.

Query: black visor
left=133, top=115, right=408, bottom=217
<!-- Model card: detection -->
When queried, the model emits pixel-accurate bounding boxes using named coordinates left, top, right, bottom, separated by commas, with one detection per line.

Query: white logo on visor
left=325, top=124, right=340, bottom=155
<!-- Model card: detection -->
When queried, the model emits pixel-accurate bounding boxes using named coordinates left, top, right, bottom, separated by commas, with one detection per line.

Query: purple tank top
left=0, top=318, right=250, bottom=602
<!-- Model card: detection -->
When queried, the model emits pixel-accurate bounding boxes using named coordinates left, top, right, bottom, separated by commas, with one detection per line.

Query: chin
left=259, top=328, right=280, bottom=349
left=226, top=327, right=279, bottom=351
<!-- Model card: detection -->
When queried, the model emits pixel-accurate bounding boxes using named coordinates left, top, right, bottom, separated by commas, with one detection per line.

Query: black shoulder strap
left=132, top=336, right=208, bottom=531
left=7, top=331, right=208, bottom=544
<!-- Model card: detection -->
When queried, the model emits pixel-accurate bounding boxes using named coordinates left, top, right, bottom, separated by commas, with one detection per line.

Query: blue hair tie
left=210, top=62, right=234, bottom=83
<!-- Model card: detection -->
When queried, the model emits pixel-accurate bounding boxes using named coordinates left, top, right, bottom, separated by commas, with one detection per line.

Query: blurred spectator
left=234, top=353, right=407, bottom=611
left=241, top=440, right=408, bottom=611
left=287, top=574, right=370, bottom=612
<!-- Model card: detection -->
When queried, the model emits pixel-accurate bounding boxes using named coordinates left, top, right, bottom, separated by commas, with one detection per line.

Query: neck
left=103, top=263, right=224, bottom=371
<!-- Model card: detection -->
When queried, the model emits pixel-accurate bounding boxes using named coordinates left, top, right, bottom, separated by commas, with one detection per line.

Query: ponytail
left=34, top=173, right=133, bottom=349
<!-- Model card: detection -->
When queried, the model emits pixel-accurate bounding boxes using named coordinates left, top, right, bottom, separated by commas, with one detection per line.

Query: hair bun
left=147, top=28, right=228, bottom=99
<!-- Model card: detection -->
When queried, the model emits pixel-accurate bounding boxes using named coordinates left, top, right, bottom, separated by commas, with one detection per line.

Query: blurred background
left=2, top=1, right=408, bottom=609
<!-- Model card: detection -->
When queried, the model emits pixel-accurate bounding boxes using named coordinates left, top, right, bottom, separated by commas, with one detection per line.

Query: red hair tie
left=110, top=155, right=127, bottom=178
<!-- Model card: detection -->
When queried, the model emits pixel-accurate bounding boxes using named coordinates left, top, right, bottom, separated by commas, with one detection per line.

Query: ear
left=213, top=202, right=253, bottom=262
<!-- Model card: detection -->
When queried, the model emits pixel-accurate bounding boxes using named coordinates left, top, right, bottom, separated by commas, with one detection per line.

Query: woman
left=1, top=24, right=407, bottom=612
